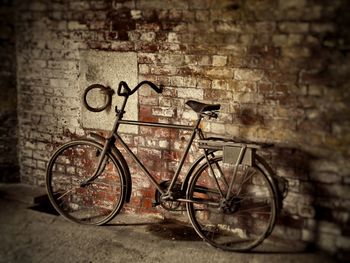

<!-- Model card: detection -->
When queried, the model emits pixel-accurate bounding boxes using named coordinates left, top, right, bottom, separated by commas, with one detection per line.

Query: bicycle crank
left=153, top=181, right=183, bottom=211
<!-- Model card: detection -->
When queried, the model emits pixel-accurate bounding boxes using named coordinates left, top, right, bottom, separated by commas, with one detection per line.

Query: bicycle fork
left=80, top=137, right=114, bottom=187
left=81, top=95, right=128, bottom=187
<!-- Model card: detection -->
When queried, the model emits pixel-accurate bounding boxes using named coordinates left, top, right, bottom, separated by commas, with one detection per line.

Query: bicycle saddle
left=186, top=100, right=221, bottom=113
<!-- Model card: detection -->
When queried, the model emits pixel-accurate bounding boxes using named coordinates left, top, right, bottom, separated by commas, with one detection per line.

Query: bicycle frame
left=84, top=91, right=219, bottom=205
left=115, top=119, right=201, bottom=196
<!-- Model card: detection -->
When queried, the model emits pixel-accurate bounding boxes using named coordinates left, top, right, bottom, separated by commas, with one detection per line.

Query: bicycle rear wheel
left=46, top=140, right=126, bottom=225
left=186, top=156, right=276, bottom=251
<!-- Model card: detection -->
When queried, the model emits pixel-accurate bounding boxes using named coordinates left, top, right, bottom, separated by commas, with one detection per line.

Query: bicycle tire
left=186, top=155, right=277, bottom=251
left=46, top=140, right=126, bottom=225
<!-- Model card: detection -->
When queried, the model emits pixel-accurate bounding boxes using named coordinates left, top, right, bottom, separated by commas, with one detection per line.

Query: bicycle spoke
left=55, top=184, right=81, bottom=200
left=56, top=189, right=74, bottom=200
left=233, top=196, right=272, bottom=204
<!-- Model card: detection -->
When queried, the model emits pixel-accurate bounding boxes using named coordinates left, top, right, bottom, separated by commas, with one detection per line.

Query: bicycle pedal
left=152, top=201, right=160, bottom=207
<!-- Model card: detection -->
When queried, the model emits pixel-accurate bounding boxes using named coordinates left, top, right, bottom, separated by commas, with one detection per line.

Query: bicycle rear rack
left=198, top=138, right=265, bottom=166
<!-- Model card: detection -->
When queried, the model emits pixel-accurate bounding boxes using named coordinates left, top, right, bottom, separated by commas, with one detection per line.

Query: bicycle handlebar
left=117, top=81, right=163, bottom=97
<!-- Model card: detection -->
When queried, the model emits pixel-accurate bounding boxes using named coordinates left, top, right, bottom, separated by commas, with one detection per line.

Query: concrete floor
left=0, top=183, right=338, bottom=263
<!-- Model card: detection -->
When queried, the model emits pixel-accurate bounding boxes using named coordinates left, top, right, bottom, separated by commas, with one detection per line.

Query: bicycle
left=46, top=80, right=287, bottom=252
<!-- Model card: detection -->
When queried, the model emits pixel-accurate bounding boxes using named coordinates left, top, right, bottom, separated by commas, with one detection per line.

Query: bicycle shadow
left=107, top=218, right=202, bottom=241
left=258, top=145, right=324, bottom=255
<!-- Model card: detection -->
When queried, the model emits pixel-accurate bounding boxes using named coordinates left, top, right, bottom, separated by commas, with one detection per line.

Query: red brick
left=139, top=105, right=158, bottom=122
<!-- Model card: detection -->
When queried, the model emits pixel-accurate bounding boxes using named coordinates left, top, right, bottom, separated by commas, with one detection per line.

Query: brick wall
left=0, top=0, right=19, bottom=182
left=15, top=0, right=350, bottom=258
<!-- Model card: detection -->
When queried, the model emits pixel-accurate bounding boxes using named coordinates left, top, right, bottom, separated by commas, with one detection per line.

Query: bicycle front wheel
left=46, top=140, right=126, bottom=225
left=186, top=156, right=276, bottom=251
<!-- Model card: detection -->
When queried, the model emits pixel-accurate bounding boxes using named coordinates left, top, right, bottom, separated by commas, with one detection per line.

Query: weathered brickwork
left=0, top=0, right=19, bottom=182
left=14, top=0, right=350, bottom=258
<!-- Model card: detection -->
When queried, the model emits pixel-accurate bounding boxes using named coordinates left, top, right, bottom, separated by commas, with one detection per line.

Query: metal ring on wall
left=82, top=84, right=114, bottom=112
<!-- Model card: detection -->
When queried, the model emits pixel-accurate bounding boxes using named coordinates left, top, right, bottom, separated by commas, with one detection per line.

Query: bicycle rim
left=46, top=140, right=126, bottom=225
left=186, top=156, right=276, bottom=251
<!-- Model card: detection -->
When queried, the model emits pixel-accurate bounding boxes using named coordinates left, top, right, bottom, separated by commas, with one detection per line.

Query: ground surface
left=0, top=183, right=338, bottom=263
